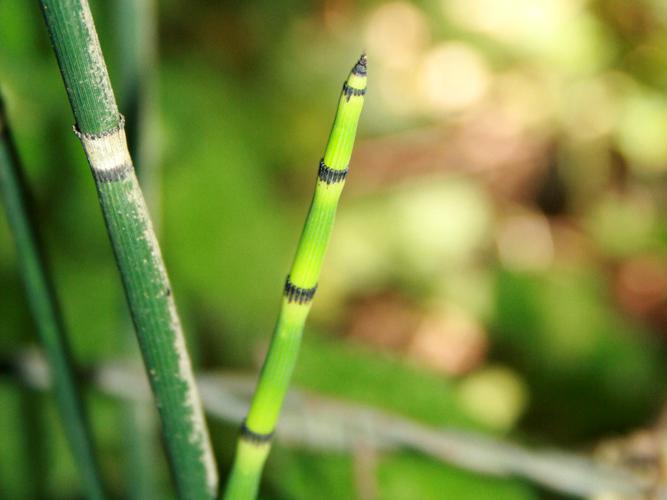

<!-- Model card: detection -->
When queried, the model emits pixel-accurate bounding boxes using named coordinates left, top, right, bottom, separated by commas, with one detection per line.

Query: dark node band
left=352, top=54, right=367, bottom=76
left=91, top=163, right=133, bottom=183
left=318, top=159, right=348, bottom=185
left=343, top=82, right=366, bottom=101
left=240, top=421, right=274, bottom=445
left=73, top=114, right=125, bottom=140
left=284, top=276, right=317, bottom=304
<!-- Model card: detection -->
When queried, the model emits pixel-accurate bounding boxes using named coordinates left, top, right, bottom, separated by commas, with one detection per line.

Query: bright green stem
left=223, top=55, right=367, bottom=500
left=38, top=1, right=218, bottom=498
left=0, top=99, right=107, bottom=499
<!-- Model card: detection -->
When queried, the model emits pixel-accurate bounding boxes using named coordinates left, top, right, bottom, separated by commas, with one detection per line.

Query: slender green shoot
left=37, top=1, right=217, bottom=498
left=0, top=96, right=107, bottom=499
left=223, top=54, right=368, bottom=500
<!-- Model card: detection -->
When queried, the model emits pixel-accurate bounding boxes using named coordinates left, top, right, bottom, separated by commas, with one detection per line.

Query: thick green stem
left=0, top=98, right=107, bottom=499
left=37, top=1, right=218, bottom=498
left=223, top=55, right=367, bottom=500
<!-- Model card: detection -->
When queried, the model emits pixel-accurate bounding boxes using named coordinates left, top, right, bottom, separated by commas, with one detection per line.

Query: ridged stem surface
left=37, top=1, right=218, bottom=498
left=0, top=100, right=107, bottom=499
left=223, top=55, right=367, bottom=500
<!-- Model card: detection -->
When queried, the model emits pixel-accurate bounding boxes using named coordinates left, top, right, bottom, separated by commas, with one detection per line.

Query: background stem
left=0, top=96, right=107, bottom=499
left=9, top=351, right=649, bottom=500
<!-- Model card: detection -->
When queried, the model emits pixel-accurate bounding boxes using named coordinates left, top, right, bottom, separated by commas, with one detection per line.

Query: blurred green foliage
left=1, top=0, right=667, bottom=498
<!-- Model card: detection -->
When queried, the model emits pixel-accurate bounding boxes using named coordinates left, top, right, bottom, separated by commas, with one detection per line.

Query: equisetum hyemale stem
left=223, top=54, right=367, bottom=500
left=0, top=96, right=107, bottom=499
left=37, top=1, right=218, bottom=498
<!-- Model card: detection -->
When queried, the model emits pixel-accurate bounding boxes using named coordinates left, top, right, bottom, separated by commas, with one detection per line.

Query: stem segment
left=37, top=1, right=218, bottom=498
left=0, top=97, right=107, bottom=499
left=223, top=55, right=367, bottom=500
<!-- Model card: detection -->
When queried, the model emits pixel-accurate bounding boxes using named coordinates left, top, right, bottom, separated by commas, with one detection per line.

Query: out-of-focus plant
left=0, top=94, right=107, bottom=500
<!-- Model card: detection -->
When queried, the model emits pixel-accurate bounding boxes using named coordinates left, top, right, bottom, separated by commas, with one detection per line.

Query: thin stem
left=223, top=55, right=367, bottom=500
left=37, top=1, right=218, bottom=498
left=0, top=97, right=107, bottom=499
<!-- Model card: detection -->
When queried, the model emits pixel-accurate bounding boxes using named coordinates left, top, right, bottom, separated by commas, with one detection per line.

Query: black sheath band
left=284, top=276, right=317, bottom=304
left=343, top=82, right=366, bottom=101
left=240, top=421, right=274, bottom=444
left=92, top=163, right=133, bottom=182
left=318, top=159, right=348, bottom=184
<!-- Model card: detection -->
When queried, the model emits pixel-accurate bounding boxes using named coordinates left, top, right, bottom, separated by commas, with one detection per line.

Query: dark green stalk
left=37, top=1, right=218, bottom=498
left=223, top=55, right=367, bottom=500
left=0, top=96, right=107, bottom=499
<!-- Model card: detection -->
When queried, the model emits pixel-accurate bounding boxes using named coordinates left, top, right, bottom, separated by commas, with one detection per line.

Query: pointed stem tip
left=352, top=53, right=367, bottom=76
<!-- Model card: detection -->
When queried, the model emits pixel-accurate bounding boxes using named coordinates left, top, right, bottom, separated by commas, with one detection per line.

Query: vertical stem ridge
left=37, top=1, right=218, bottom=497
left=0, top=98, right=107, bottom=499
left=223, top=54, right=367, bottom=500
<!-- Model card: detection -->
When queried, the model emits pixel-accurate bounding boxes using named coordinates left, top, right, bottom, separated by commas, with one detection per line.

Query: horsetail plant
left=37, top=1, right=217, bottom=498
left=0, top=96, right=107, bottom=499
left=223, top=54, right=368, bottom=500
